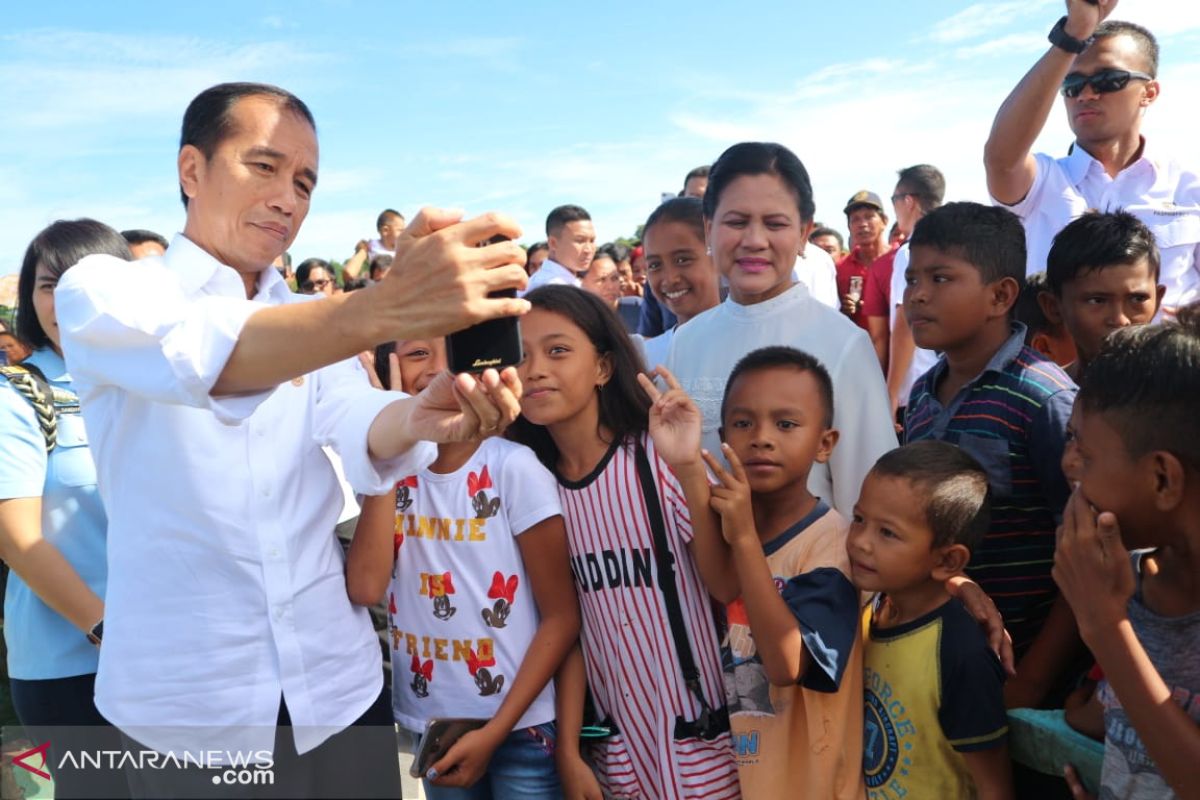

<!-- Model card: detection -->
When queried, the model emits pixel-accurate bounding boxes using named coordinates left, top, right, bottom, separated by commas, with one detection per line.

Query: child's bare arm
left=1055, top=490, right=1200, bottom=796
left=429, top=516, right=581, bottom=787
left=961, top=745, right=1015, bottom=800
left=639, top=368, right=738, bottom=603
left=345, top=489, right=396, bottom=606
left=703, top=446, right=807, bottom=685
left=554, top=645, right=604, bottom=800
left=1005, top=595, right=1084, bottom=708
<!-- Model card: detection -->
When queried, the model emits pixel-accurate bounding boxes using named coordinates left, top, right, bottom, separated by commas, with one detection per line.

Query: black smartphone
left=446, top=235, right=523, bottom=374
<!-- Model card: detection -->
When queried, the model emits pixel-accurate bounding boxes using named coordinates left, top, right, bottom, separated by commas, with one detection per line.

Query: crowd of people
left=1, top=1, right=1198, bottom=799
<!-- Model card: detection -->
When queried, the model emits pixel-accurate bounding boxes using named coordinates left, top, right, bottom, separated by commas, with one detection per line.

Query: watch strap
left=1048, top=16, right=1094, bottom=55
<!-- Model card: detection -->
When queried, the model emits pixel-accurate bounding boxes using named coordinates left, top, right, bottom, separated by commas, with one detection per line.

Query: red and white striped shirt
left=557, top=434, right=740, bottom=800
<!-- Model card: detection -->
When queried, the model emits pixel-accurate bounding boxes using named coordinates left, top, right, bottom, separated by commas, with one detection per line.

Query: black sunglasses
left=301, top=278, right=331, bottom=292
left=1061, top=68, right=1153, bottom=99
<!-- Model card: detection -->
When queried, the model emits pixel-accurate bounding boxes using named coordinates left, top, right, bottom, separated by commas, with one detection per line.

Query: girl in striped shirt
left=508, top=285, right=741, bottom=800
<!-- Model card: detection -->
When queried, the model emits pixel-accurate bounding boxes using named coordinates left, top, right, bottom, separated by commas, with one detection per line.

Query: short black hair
left=17, top=219, right=133, bottom=350
left=704, top=142, right=816, bottom=224
left=895, top=164, right=946, bottom=214
left=870, top=441, right=992, bottom=551
left=527, top=241, right=549, bottom=256
left=720, top=346, right=834, bottom=429
left=178, top=82, right=315, bottom=208
left=1078, top=303, right=1200, bottom=471
left=369, top=254, right=393, bottom=278
left=908, top=201, right=1026, bottom=287
left=809, top=225, right=844, bottom=251
left=645, top=197, right=705, bottom=244
left=295, top=257, right=332, bottom=287
left=376, top=209, right=404, bottom=231
left=1045, top=210, right=1160, bottom=296
left=597, top=242, right=631, bottom=265
left=121, top=229, right=169, bottom=250
left=1015, top=271, right=1059, bottom=343
left=546, top=205, right=592, bottom=238
left=1094, top=20, right=1159, bottom=77
left=683, top=165, right=710, bottom=188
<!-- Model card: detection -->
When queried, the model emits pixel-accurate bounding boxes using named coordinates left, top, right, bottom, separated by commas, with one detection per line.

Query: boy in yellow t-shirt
left=701, top=346, right=865, bottom=800
left=847, top=441, right=1012, bottom=799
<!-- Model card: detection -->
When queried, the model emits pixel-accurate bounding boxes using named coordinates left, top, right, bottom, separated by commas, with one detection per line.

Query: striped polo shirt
left=904, top=324, right=1077, bottom=655
left=556, top=433, right=740, bottom=800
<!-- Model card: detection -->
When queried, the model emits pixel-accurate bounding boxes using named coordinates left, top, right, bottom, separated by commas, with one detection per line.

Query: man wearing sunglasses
left=984, top=0, right=1199, bottom=320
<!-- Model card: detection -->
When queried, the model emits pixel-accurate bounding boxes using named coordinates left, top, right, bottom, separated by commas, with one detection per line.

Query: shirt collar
left=540, top=258, right=581, bottom=280
left=165, top=233, right=292, bottom=303
left=928, top=322, right=1029, bottom=387
left=1064, top=136, right=1157, bottom=185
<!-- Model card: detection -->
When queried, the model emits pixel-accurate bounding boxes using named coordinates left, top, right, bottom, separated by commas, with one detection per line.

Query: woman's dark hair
left=17, top=219, right=133, bottom=350
left=703, top=142, right=816, bottom=223
left=295, top=257, right=332, bottom=289
left=179, top=82, right=315, bottom=208
left=506, top=285, right=651, bottom=471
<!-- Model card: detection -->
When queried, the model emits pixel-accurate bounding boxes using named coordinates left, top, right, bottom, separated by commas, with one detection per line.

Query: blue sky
left=3, top=0, right=1199, bottom=277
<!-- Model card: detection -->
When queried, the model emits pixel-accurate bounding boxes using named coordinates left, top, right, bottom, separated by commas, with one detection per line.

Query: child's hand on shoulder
left=639, top=367, right=703, bottom=468
left=702, top=444, right=757, bottom=545
left=1053, top=487, right=1134, bottom=644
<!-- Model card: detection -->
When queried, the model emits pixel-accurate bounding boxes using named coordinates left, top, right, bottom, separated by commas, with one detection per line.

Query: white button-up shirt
left=1000, top=139, right=1200, bottom=316
left=55, top=234, right=435, bottom=757
left=520, top=257, right=580, bottom=296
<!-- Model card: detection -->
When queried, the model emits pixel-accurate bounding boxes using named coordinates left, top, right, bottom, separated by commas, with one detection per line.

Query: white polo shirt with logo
left=999, top=139, right=1200, bottom=318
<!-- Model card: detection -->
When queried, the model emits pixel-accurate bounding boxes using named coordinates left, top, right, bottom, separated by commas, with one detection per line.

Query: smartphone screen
left=445, top=235, right=523, bottom=374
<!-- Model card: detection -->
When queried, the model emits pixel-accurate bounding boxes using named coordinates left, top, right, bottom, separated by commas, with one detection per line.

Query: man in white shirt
left=877, top=164, right=945, bottom=418
left=54, top=82, right=529, bottom=798
left=984, top=0, right=1200, bottom=318
left=521, top=204, right=596, bottom=294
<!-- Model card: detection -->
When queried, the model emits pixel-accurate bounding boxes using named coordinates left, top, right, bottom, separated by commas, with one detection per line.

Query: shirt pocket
left=955, top=434, right=1012, bottom=498
left=1143, top=210, right=1200, bottom=249
left=47, top=417, right=98, bottom=489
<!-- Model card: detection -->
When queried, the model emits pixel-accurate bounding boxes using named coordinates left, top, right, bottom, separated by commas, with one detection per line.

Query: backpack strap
left=0, top=364, right=59, bottom=451
left=633, top=436, right=729, bottom=741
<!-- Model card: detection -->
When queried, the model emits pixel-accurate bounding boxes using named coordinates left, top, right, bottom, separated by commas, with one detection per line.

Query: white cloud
left=954, top=33, right=1048, bottom=60
left=928, top=0, right=1055, bottom=44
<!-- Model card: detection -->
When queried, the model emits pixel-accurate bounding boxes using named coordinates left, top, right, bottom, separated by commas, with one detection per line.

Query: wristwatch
left=1048, top=16, right=1094, bottom=54
left=87, top=619, right=103, bottom=647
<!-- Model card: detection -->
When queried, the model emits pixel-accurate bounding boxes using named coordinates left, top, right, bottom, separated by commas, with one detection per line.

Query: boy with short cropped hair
left=697, top=346, right=865, bottom=799
left=848, top=441, right=1013, bottom=799
left=1043, top=209, right=1165, bottom=382
left=1015, top=271, right=1077, bottom=367
left=902, top=202, right=1077, bottom=705
left=1057, top=306, right=1200, bottom=799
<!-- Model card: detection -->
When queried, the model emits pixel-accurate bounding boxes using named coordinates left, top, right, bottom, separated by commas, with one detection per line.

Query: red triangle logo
left=12, top=741, right=51, bottom=780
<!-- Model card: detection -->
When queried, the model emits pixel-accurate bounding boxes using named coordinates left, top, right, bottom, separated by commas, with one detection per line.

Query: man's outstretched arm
left=983, top=0, right=1117, bottom=205
left=212, top=209, right=530, bottom=395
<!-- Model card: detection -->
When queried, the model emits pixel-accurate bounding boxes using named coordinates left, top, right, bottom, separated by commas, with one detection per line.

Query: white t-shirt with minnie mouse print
left=388, top=437, right=563, bottom=733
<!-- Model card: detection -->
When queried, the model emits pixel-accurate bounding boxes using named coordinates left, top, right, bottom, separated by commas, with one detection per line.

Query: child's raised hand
left=1053, top=487, right=1135, bottom=643
left=638, top=367, right=702, bottom=468
left=701, top=444, right=756, bottom=544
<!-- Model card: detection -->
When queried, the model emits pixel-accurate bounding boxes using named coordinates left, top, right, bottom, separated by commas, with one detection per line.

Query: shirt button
left=274, top=606, right=285, bottom=621
left=268, top=547, right=280, bottom=559
left=261, top=487, right=270, bottom=498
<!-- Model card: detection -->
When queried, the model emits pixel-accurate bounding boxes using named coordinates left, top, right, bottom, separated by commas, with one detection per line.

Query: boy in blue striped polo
left=901, top=202, right=1077, bottom=710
